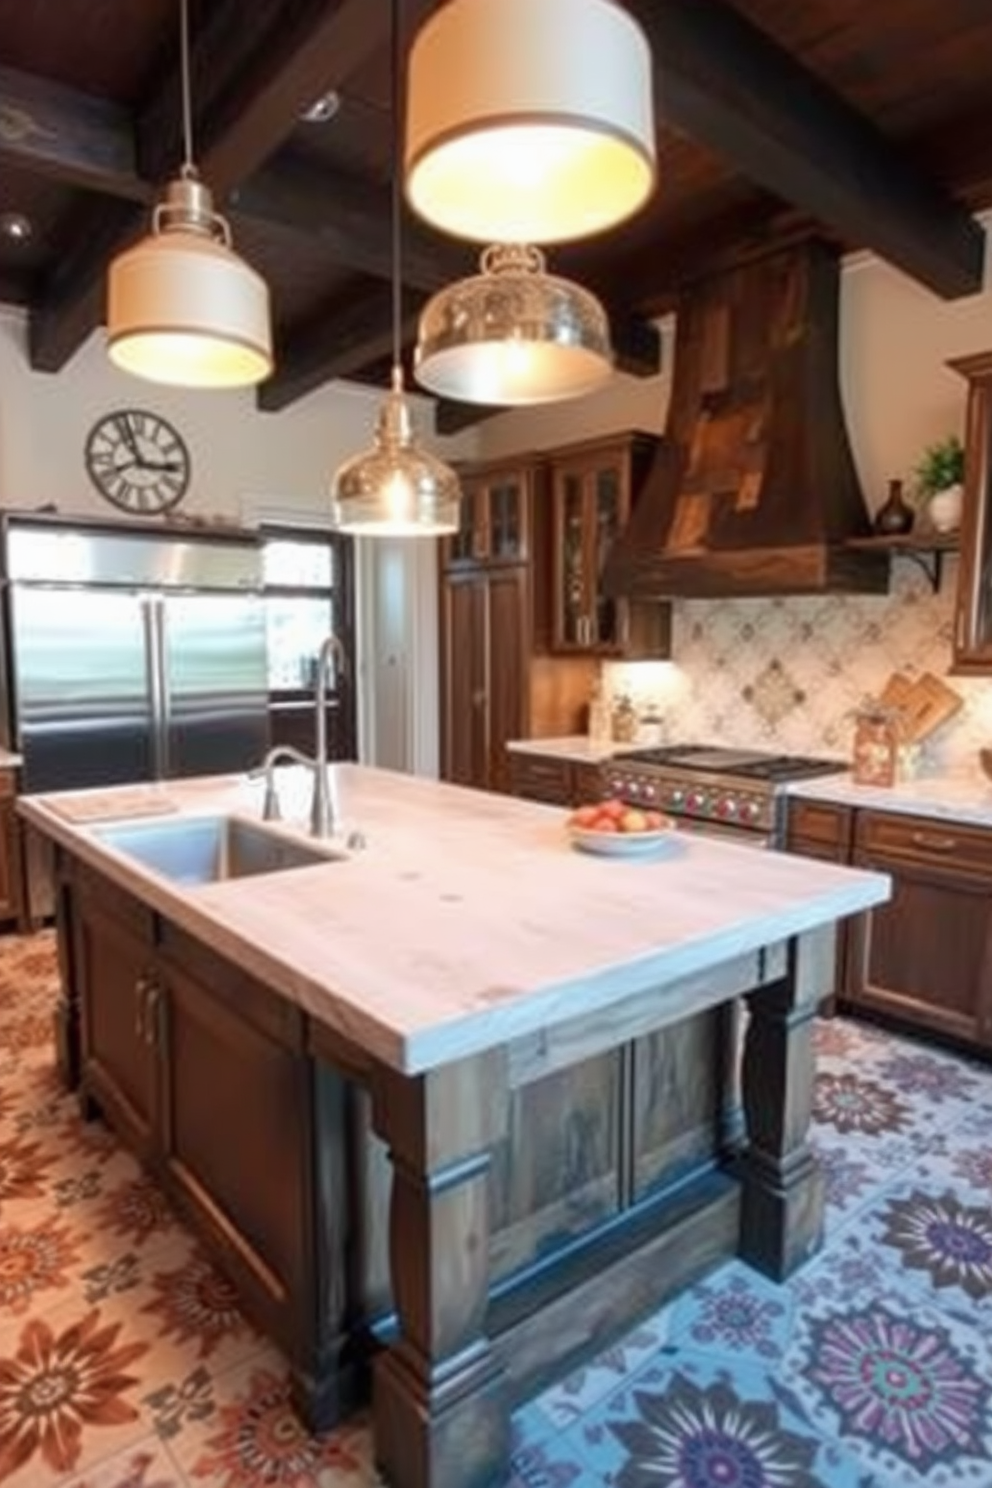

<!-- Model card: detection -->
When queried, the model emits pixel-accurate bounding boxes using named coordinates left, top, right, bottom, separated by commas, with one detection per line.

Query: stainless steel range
left=605, top=745, right=846, bottom=846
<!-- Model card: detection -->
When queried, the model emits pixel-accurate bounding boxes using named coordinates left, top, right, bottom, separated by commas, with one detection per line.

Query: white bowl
left=567, top=824, right=682, bottom=859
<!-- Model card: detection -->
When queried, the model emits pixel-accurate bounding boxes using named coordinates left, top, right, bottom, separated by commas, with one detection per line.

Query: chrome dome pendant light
left=330, top=0, right=460, bottom=537
left=106, top=0, right=273, bottom=388
left=405, top=0, right=655, bottom=246
left=415, top=242, right=613, bottom=405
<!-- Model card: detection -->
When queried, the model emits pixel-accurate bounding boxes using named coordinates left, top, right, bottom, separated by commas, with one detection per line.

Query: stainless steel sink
left=92, top=814, right=339, bottom=886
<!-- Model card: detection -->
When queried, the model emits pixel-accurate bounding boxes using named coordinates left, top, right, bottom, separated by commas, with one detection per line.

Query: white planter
left=927, top=484, right=963, bottom=533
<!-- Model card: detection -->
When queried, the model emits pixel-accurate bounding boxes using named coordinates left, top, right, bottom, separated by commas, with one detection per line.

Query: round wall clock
left=84, top=408, right=191, bottom=515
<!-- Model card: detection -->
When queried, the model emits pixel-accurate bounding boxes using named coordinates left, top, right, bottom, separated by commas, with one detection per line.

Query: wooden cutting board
left=899, top=672, right=963, bottom=743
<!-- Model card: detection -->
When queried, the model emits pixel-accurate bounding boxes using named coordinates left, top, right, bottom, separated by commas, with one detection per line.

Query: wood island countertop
left=21, top=764, right=890, bottom=1073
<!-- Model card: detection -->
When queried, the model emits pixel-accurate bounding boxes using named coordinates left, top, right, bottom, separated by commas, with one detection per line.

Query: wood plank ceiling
left=0, top=0, right=989, bottom=430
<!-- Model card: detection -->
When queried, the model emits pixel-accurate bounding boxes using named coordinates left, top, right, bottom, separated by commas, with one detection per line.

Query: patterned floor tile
left=161, top=1349, right=376, bottom=1487
left=783, top=1277, right=992, bottom=1487
left=565, top=1352, right=891, bottom=1488
left=0, top=1291, right=155, bottom=1487
left=62, top=1435, right=186, bottom=1488
left=665, top=1258, right=794, bottom=1366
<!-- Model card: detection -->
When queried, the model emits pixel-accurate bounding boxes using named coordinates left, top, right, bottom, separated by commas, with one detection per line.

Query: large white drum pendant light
left=405, top=0, right=656, bottom=246
left=106, top=0, right=273, bottom=389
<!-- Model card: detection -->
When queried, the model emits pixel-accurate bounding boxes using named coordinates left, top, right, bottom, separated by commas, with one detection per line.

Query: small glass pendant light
left=330, top=0, right=460, bottom=537
left=106, top=0, right=273, bottom=388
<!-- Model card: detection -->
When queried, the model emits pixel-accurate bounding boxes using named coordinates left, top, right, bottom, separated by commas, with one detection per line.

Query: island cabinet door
left=630, top=1010, right=736, bottom=1199
left=72, top=885, right=159, bottom=1159
left=488, top=1050, right=623, bottom=1283
left=155, top=935, right=313, bottom=1345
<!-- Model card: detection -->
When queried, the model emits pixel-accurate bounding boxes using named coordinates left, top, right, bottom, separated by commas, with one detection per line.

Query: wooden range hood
left=602, top=240, right=889, bottom=599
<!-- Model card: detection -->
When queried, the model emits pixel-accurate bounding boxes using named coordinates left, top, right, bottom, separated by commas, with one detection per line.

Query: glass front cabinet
left=442, top=461, right=533, bottom=568
left=950, top=352, right=992, bottom=673
left=549, top=433, right=670, bottom=659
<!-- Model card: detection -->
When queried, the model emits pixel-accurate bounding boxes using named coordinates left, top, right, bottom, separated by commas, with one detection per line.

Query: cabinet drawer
left=855, top=810, right=992, bottom=879
left=510, top=753, right=571, bottom=805
left=786, top=800, right=851, bottom=856
left=572, top=762, right=604, bottom=804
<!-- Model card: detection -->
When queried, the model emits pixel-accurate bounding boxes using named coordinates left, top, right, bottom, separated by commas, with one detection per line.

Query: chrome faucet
left=311, top=633, right=347, bottom=838
left=252, top=745, right=315, bottom=823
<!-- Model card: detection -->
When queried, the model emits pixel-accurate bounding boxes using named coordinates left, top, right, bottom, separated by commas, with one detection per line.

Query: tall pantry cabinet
left=439, top=458, right=597, bottom=794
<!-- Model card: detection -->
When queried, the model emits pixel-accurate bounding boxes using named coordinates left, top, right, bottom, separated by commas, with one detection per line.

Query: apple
left=569, top=804, right=602, bottom=828
left=619, top=809, right=649, bottom=833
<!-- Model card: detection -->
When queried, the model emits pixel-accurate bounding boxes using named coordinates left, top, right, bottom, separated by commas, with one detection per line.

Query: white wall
left=0, top=306, right=443, bottom=775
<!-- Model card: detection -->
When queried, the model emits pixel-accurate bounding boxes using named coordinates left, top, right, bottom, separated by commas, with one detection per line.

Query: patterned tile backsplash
left=604, top=558, right=992, bottom=775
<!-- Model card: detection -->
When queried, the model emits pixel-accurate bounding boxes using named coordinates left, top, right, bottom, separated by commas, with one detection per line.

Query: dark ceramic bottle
left=873, top=478, right=915, bottom=536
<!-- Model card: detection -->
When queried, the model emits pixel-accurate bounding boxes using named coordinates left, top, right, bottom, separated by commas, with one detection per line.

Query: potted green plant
left=915, top=434, right=965, bottom=532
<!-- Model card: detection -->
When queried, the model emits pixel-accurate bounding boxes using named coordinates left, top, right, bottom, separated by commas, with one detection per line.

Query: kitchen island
left=21, top=766, right=890, bottom=1488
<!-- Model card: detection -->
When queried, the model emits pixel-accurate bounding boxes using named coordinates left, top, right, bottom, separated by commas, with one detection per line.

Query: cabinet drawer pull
left=910, top=830, right=958, bottom=853
left=144, top=983, right=161, bottom=1047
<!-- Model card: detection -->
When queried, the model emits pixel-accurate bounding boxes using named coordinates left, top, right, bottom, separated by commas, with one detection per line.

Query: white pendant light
left=415, top=244, right=613, bottom=405
left=331, top=0, right=460, bottom=538
left=106, top=0, right=273, bottom=389
left=405, top=0, right=656, bottom=246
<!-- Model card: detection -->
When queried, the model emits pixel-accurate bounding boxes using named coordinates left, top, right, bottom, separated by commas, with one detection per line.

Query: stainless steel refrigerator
left=2, top=517, right=271, bottom=913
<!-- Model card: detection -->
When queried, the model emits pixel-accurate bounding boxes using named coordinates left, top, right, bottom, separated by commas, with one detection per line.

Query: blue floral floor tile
left=564, top=1352, right=894, bottom=1488
left=666, top=1259, right=793, bottom=1366
left=783, top=1277, right=992, bottom=1487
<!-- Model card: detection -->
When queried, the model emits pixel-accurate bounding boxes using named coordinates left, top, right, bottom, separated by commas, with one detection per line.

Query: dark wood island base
left=53, top=848, right=834, bottom=1488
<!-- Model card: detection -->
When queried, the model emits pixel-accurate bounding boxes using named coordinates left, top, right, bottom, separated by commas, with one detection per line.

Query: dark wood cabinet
left=948, top=352, right=992, bottom=673
left=548, top=434, right=671, bottom=660
left=784, top=799, right=855, bottom=1013
left=63, top=858, right=353, bottom=1428
left=440, top=455, right=598, bottom=794
left=442, top=566, right=529, bottom=795
left=509, top=751, right=604, bottom=807
left=72, top=872, right=160, bottom=1157
left=844, top=810, right=992, bottom=1047
left=0, top=771, right=24, bottom=925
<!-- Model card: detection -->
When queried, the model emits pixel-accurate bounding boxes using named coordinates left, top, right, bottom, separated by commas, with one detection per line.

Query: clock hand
left=115, top=414, right=144, bottom=466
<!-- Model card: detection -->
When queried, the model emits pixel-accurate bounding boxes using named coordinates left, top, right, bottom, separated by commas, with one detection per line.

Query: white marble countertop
left=506, top=735, right=644, bottom=763
left=21, top=766, right=889, bottom=1074
left=788, top=770, right=992, bottom=828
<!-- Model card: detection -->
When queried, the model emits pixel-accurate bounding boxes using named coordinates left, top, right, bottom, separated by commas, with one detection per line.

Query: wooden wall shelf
left=845, top=532, right=960, bottom=592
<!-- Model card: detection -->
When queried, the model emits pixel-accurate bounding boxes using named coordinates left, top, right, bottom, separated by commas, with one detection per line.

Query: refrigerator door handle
left=142, top=595, right=168, bottom=779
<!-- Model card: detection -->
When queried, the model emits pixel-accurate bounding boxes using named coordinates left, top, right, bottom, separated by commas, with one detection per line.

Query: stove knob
left=669, top=787, right=685, bottom=807
left=688, top=791, right=706, bottom=813
left=627, top=780, right=640, bottom=798
left=609, top=777, right=623, bottom=795
left=718, top=797, right=737, bottom=820
left=643, top=783, right=657, bottom=801
left=741, top=800, right=760, bottom=823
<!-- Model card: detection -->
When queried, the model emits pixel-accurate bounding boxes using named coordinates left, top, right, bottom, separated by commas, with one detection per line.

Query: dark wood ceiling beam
left=28, top=199, right=140, bottom=372
left=139, top=0, right=433, bottom=193
left=627, top=0, right=984, bottom=299
left=235, top=154, right=475, bottom=291
left=0, top=65, right=147, bottom=201
left=257, top=285, right=421, bottom=412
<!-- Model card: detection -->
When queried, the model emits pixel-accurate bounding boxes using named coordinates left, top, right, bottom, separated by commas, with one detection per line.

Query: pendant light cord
left=180, top=0, right=195, bottom=176
left=390, top=0, right=402, bottom=380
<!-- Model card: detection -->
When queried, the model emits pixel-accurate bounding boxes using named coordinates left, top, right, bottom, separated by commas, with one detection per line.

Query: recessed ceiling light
left=0, top=212, right=32, bottom=244
left=302, top=90, right=340, bottom=124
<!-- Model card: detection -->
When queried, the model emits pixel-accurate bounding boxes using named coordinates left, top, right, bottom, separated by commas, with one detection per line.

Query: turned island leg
left=739, top=928, right=831, bottom=1280
left=371, top=1049, right=510, bottom=1488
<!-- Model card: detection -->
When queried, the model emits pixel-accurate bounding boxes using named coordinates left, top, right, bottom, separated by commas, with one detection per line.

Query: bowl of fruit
left=566, top=799, right=679, bottom=858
